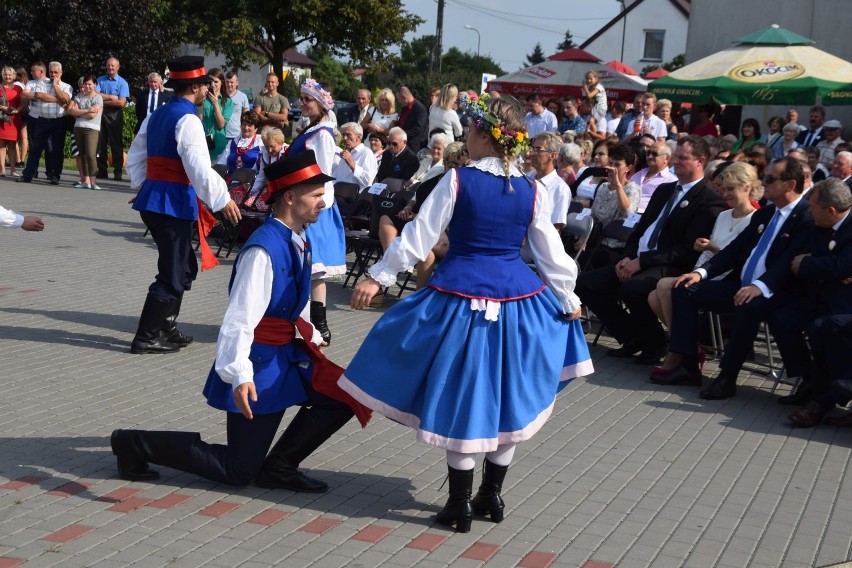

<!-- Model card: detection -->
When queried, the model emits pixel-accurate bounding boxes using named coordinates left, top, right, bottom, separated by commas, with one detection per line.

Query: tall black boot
left=161, top=292, right=194, bottom=347
left=131, top=294, right=180, bottom=354
left=110, top=429, right=199, bottom=481
left=436, top=465, right=474, bottom=533
left=254, top=403, right=353, bottom=492
left=310, top=301, right=332, bottom=345
left=471, top=459, right=509, bottom=523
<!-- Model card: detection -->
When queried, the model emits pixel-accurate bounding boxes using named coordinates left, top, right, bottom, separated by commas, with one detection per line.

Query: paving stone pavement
left=1, top=175, right=851, bottom=568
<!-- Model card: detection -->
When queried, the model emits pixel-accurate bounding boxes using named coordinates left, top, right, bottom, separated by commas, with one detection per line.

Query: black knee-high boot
left=131, top=294, right=180, bottom=354
left=161, top=291, right=193, bottom=347
left=472, top=459, right=508, bottom=523
left=436, top=465, right=474, bottom=533
left=254, top=402, right=353, bottom=492
left=110, top=429, right=198, bottom=481
left=310, top=301, right=332, bottom=345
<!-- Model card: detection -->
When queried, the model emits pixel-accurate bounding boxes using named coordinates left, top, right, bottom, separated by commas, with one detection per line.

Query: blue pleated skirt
left=339, top=287, right=593, bottom=453
left=305, top=204, right=346, bottom=277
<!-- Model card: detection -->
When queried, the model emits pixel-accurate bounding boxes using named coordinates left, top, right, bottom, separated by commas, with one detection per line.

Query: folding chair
left=561, top=212, right=594, bottom=262
left=334, top=182, right=361, bottom=229
left=589, top=218, right=639, bottom=345
left=215, top=168, right=262, bottom=258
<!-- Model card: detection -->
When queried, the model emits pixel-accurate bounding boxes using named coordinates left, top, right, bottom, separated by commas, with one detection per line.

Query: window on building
left=643, top=30, right=665, bottom=61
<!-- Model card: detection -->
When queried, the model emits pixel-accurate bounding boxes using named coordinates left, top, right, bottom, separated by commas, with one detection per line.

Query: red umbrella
left=606, top=60, right=639, bottom=76
left=644, top=68, right=670, bottom=80
left=488, top=48, right=646, bottom=100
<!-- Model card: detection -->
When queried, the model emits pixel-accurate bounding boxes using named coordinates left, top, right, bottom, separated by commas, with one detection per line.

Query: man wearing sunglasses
left=660, top=157, right=813, bottom=400
left=375, top=127, right=419, bottom=183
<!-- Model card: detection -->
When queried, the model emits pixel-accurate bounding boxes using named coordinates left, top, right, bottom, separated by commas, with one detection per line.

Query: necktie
left=149, top=91, right=156, bottom=115
left=741, top=210, right=782, bottom=285
left=647, top=185, right=681, bottom=250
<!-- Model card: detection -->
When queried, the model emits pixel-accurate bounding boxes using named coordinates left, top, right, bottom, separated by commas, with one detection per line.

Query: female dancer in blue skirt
left=342, top=95, right=593, bottom=532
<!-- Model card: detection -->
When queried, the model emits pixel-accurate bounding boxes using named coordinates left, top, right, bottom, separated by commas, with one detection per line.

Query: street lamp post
left=464, top=24, right=481, bottom=60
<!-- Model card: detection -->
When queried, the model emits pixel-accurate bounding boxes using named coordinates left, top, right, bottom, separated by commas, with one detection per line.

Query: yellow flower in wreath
left=491, top=127, right=502, bottom=140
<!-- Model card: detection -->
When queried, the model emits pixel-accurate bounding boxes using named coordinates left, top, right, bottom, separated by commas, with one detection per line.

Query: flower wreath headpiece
left=459, top=94, right=529, bottom=156
left=301, top=78, right=335, bottom=111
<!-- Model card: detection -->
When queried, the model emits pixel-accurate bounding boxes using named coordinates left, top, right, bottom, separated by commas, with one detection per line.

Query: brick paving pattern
left=1, top=176, right=851, bottom=567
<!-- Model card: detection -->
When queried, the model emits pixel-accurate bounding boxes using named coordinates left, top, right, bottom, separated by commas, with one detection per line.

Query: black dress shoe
left=777, top=381, right=812, bottom=406
left=15, top=176, right=31, bottom=183
left=49, top=177, right=59, bottom=185
left=607, top=339, right=642, bottom=358
left=788, top=401, right=830, bottom=428
left=650, top=365, right=702, bottom=386
left=130, top=336, right=180, bottom=354
left=254, top=468, right=328, bottom=493
left=114, top=175, right=123, bottom=182
left=111, top=430, right=160, bottom=481
left=700, top=375, right=737, bottom=400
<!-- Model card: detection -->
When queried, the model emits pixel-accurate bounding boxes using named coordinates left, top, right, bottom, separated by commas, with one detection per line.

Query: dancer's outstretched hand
left=234, top=382, right=257, bottom=420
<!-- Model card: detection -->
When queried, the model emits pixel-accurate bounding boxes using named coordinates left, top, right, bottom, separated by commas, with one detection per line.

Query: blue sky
left=404, top=0, right=624, bottom=71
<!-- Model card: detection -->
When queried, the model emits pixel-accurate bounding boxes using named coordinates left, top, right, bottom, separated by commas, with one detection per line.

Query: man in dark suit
left=764, top=178, right=852, bottom=422
left=656, top=157, right=813, bottom=399
left=576, top=135, right=725, bottom=364
left=375, top=127, right=420, bottom=183
left=395, top=86, right=428, bottom=152
left=134, top=72, right=172, bottom=134
left=831, top=151, right=852, bottom=191
left=795, top=105, right=825, bottom=147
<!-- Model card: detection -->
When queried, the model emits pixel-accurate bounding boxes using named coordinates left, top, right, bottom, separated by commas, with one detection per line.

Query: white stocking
left=485, top=443, right=516, bottom=466
left=446, top=450, right=476, bottom=471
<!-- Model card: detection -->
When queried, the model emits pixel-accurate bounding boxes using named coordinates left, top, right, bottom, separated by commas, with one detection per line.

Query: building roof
left=282, top=49, right=317, bottom=67
left=580, top=0, right=690, bottom=49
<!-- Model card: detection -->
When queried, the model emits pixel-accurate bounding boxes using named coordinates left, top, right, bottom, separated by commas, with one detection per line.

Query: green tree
left=556, top=30, right=576, bottom=51
left=0, top=0, right=185, bottom=91
left=525, top=42, right=546, bottom=67
left=641, top=53, right=686, bottom=76
left=177, top=0, right=422, bottom=94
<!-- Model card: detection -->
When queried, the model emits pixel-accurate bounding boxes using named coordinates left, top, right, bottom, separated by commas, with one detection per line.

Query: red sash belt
left=254, top=316, right=372, bottom=427
left=146, top=156, right=220, bottom=271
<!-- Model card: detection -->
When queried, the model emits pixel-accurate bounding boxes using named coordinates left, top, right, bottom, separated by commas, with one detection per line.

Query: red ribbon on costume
left=253, top=316, right=372, bottom=427
left=146, top=156, right=219, bottom=271
left=169, top=68, right=207, bottom=80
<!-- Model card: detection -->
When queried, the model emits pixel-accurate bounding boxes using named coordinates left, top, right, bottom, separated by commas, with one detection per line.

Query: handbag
left=0, top=88, right=11, bottom=123
left=369, top=182, right=413, bottom=237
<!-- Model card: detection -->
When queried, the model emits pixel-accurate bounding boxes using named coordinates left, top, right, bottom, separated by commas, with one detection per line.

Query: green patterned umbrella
left=649, top=25, right=852, bottom=105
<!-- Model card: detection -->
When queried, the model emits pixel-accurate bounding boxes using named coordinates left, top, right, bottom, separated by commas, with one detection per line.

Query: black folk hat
left=264, top=149, right=335, bottom=205
left=164, top=55, right=213, bottom=88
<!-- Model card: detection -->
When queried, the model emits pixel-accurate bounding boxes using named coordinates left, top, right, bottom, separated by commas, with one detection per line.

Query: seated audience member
left=331, top=122, right=378, bottom=192
left=647, top=162, right=760, bottom=332
left=370, top=134, right=387, bottom=168
left=217, top=111, right=264, bottom=176
left=557, top=142, right=582, bottom=186
left=651, top=157, right=812, bottom=399
left=796, top=105, right=826, bottom=147
left=815, top=120, right=844, bottom=169
left=408, top=133, right=449, bottom=187
left=531, top=132, right=571, bottom=231
left=375, top=127, right=419, bottom=182
left=771, top=122, right=801, bottom=162
left=801, top=148, right=828, bottom=183
left=630, top=140, right=677, bottom=212
left=580, top=144, right=641, bottom=268
left=545, top=98, right=565, bottom=134
left=624, top=93, right=667, bottom=142
left=572, top=139, right=618, bottom=207
left=831, top=151, right=852, bottom=190
left=743, top=150, right=767, bottom=181
left=732, top=118, right=761, bottom=152
left=656, top=98, right=678, bottom=141
left=377, top=142, right=466, bottom=251
left=764, top=178, right=852, bottom=419
left=576, top=136, right=724, bottom=365
left=249, top=127, right=288, bottom=198
left=762, top=115, right=785, bottom=151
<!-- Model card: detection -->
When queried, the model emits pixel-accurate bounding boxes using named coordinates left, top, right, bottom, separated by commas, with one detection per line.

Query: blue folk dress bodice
left=427, top=167, right=545, bottom=301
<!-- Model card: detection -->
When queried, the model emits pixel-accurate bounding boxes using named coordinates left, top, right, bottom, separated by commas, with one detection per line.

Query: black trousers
left=190, top=384, right=353, bottom=486
left=767, top=298, right=819, bottom=380
left=670, top=279, right=782, bottom=374
left=140, top=211, right=197, bottom=302
left=97, top=109, right=124, bottom=175
left=810, top=314, right=852, bottom=385
left=576, top=263, right=673, bottom=353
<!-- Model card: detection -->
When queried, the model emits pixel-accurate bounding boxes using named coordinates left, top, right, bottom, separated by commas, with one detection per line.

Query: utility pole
left=433, top=0, right=444, bottom=72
